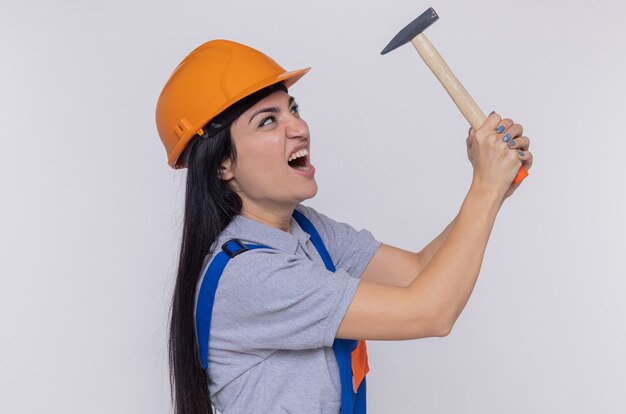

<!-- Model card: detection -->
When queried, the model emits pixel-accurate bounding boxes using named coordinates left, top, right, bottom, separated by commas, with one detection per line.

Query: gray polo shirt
left=196, top=203, right=381, bottom=414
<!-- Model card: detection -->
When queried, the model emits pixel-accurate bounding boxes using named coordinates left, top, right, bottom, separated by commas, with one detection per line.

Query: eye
left=258, top=116, right=275, bottom=128
left=291, top=104, right=300, bottom=115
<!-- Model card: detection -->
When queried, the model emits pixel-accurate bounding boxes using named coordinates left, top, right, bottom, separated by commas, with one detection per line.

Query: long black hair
left=169, top=127, right=240, bottom=414
left=169, top=83, right=287, bottom=414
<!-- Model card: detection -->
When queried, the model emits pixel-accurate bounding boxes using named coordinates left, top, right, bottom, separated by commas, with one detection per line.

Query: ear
left=219, top=157, right=234, bottom=181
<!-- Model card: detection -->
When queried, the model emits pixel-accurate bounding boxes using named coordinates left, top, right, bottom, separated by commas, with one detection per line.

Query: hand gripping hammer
left=382, top=7, right=529, bottom=184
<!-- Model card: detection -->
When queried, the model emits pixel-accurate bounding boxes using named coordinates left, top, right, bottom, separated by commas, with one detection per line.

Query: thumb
left=466, top=127, right=475, bottom=162
left=466, top=127, right=476, bottom=146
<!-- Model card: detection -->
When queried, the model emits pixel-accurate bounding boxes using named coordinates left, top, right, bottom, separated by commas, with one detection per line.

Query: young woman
left=156, top=39, right=533, bottom=414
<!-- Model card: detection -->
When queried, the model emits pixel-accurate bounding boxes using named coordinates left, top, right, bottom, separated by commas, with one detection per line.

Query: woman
left=156, top=39, right=533, bottom=414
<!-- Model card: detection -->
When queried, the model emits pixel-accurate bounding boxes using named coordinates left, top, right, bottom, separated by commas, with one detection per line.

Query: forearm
left=418, top=191, right=506, bottom=268
left=416, top=214, right=458, bottom=274
left=417, top=198, right=505, bottom=273
left=408, top=185, right=502, bottom=331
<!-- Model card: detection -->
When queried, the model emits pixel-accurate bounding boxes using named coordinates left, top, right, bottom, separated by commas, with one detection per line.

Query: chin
left=297, top=181, right=318, bottom=202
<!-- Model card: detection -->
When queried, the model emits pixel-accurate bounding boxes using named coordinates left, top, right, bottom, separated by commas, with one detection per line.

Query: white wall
left=2, top=0, right=624, bottom=412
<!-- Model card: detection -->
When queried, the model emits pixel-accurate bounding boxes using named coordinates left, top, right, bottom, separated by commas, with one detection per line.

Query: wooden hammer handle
left=411, top=33, right=528, bottom=184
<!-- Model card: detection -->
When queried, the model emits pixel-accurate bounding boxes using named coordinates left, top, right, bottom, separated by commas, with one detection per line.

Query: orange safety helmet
left=156, top=39, right=311, bottom=168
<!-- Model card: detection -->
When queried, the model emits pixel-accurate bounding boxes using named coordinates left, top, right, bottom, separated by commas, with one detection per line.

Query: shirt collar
left=223, top=213, right=311, bottom=255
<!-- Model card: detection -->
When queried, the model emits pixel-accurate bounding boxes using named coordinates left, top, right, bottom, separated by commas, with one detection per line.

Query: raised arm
left=360, top=215, right=458, bottom=288
left=361, top=116, right=533, bottom=290
left=336, top=112, right=530, bottom=341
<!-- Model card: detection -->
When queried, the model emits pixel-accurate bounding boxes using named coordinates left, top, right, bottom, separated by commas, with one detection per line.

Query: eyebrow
left=248, top=96, right=296, bottom=125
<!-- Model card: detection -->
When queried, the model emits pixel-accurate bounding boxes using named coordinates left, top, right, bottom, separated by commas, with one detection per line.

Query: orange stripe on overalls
left=351, top=339, right=370, bottom=393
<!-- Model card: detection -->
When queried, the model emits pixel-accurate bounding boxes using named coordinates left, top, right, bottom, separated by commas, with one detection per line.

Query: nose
left=285, top=115, right=309, bottom=139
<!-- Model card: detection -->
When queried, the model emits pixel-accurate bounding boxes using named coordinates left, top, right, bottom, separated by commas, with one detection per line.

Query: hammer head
left=381, top=7, right=439, bottom=55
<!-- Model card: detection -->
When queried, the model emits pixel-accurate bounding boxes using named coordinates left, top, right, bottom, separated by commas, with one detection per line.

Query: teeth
left=288, top=148, right=309, bottom=162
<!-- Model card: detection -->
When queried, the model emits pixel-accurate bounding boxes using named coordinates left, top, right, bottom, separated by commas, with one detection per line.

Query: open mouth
left=288, top=148, right=310, bottom=171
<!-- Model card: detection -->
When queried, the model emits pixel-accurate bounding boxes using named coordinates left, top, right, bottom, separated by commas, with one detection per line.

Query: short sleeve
left=210, top=248, right=360, bottom=351
left=295, top=204, right=382, bottom=278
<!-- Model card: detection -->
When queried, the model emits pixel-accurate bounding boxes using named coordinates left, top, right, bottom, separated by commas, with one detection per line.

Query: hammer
left=382, top=7, right=528, bottom=184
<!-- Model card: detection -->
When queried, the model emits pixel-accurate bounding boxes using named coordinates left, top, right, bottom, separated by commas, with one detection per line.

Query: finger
left=480, top=111, right=502, bottom=131
left=505, top=135, right=530, bottom=150
left=501, top=122, right=523, bottom=139
left=523, top=151, right=533, bottom=171
left=499, top=124, right=522, bottom=146
left=466, top=127, right=477, bottom=146
left=466, top=129, right=475, bottom=161
left=517, top=150, right=533, bottom=171
left=496, top=118, right=514, bottom=135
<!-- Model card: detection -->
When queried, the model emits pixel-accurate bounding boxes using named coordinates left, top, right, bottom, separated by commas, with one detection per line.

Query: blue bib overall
left=195, top=210, right=367, bottom=413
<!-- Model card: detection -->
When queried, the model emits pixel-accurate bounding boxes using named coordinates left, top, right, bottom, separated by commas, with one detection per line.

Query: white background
left=2, top=0, right=625, bottom=413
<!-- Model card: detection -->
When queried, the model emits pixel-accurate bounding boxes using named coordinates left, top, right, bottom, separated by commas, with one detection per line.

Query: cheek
left=235, top=140, right=285, bottom=181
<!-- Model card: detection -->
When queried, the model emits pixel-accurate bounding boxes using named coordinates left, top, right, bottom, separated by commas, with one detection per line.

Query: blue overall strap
left=291, top=209, right=367, bottom=414
left=195, top=239, right=272, bottom=369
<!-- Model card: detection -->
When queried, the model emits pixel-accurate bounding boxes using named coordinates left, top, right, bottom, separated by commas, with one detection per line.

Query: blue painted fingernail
left=507, top=139, right=515, bottom=146
left=518, top=151, right=525, bottom=156
left=497, top=125, right=505, bottom=134
left=503, top=133, right=512, bottom=142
